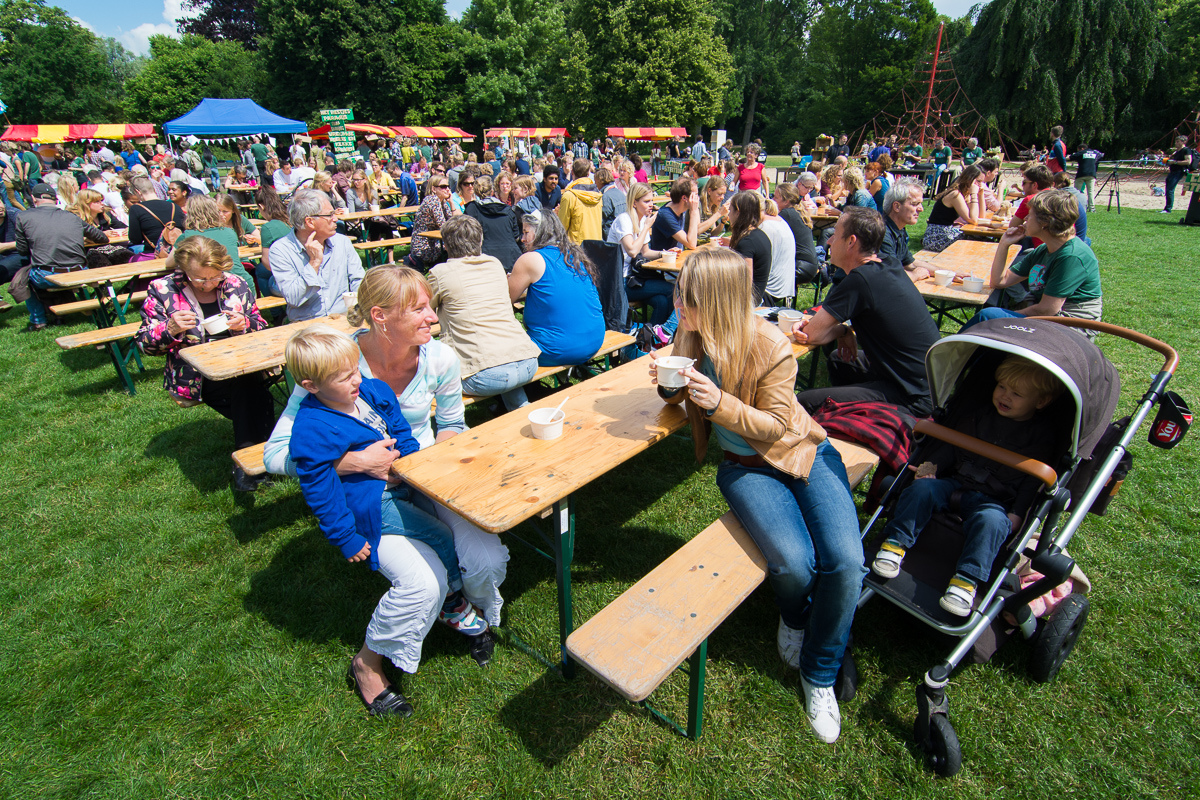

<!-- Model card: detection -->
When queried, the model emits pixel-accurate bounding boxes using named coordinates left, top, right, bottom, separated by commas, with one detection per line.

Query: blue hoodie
left=290, top=377, right=421, bottom=570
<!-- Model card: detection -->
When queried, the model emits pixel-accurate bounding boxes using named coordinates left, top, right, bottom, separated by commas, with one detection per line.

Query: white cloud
left=120, top=22, right=177, bottom=56
left=118, top=0, right=195, bottom=56
left=72, top=16, right=96, bottom=33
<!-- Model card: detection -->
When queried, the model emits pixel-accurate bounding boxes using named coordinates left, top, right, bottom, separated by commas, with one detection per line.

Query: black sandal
left=346, top=663, right=413, bottom=718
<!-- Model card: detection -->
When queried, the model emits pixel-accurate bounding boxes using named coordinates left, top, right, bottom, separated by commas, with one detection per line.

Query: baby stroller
left=854, top=316, right=1186, bottom=777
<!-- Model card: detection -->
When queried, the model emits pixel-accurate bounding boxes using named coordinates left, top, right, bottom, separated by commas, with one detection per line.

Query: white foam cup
left=202, top=313, right=229, bottom=335
left=933, top=269, right=955, bottom=287
left=528, top=407, right=565, bottom=440
left=963, top=277, right=985, bottom=293
left=777, top=309, right=803, bottom=335
left=655, top=356, right=695, bottom=389
left=663, top=250, right=678, bottom=265
left=342, top=291, right=357, bottom=311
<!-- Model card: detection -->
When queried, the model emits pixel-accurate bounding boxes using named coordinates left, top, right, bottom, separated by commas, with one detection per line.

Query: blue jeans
left=716, top=439, right=866, bottom=686
left=25, top=267, right=62, bottom=325
left=660, top=310, right=679, bottom=338
left=961, top=306, right=1024, bottom=331
left=627, top=277, right=673, bottom=325
left=882, top=478, right=1011, bottom=585
left=253, top=263, right=282, bottom=298
left=381, top=485, right=462, bottom=591
left=1165, top=171, right=1184, bottom=211
left=460, top=356, right=539, bottom=410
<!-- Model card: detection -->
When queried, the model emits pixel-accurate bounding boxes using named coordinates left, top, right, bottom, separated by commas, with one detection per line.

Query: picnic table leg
left=550, top=495, right=576, bottom=678
left=686, top=640, right=708, bottom=739
left=107, top=339, right=139, bottom=395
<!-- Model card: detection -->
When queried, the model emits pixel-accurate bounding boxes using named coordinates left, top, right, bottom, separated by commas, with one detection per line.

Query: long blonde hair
left=70, top=188, right=106, bottom=224
left=625, top=181, right=653, bottom=234
left=57, top=173, right=79, bottom=207
left=674, top=248, right=758, bottom=395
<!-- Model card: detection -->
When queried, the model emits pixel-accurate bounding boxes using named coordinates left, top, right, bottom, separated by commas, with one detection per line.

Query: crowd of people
left=0, top=123, right=1134, bottom=747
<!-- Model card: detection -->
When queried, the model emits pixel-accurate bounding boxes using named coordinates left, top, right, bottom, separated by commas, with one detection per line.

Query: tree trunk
left=741, top=75, right=763, bottom=147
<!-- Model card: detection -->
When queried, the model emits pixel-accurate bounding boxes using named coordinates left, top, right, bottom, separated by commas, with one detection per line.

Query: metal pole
left=919, top=22, right=945, bottom=152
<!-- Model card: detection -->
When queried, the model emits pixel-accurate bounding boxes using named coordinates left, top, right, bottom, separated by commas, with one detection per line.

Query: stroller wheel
left=1028, top=593, right=1089, bottom=683
left=918, top=714, right=962, bottom=778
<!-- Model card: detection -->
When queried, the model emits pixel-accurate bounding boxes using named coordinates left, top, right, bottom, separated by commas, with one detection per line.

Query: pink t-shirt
left=634, top=168, right=649, bottom=184
left=737, top=163, right=764, bottom=191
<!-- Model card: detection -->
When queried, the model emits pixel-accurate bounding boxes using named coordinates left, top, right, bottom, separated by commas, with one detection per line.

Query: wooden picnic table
left=179, top=313, right=365, bottom=381
left=85, top=230, right=130, bottom=248
left=394, top=338, right=817, bottom=674
left=914, top=239, right=1018, bottom=325
left=415, top=229, right=442, bottom=239
left=338, top=205, right=419, bottom=224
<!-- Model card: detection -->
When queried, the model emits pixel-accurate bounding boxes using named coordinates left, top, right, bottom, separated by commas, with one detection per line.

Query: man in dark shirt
left=1069, top=143, right=1103, bottom=213
left=16, top=183, right=107, bottom=330
left=536, top=165, right=562, bottom=210
left=1163, top=135, right=1194, bottom=213
left=791, top=207, right=940, bottom=416
left=877, top=178, right=937, bottom=282
left=826, top=134, right=850, bottom=161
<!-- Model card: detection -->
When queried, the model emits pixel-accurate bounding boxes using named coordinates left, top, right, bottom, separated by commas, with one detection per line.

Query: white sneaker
left=800, top=675, right=842, bottom=743
left=777, top=617, right=804, bottom=670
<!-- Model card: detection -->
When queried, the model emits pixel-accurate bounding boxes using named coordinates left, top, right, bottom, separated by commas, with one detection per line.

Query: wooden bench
left=54, top=295, right=288, bottom=395
left=50, top=292, right=148, bottom=318
left=354, top=237, right=413, bottom=267
left=565, top=437, right=880, bottom=739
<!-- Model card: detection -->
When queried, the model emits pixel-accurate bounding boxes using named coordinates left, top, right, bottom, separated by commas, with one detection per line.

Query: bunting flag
left=484, top=127, right=567, bottom=139
left=1, top=124, right=156, bottom=143
left=390, top=126, right=474, bottom=139
left=606, top=127, right=687, bottom=141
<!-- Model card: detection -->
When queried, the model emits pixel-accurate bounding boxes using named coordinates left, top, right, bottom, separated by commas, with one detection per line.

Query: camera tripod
left=1096, top=162, right=1123, bottom=213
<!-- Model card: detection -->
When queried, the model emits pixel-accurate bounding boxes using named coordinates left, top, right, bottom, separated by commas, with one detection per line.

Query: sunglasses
left=461, top=180, right=476, bottom=187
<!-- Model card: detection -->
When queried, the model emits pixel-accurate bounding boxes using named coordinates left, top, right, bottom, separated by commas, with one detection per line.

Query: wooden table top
left=179, top=314, right=365, bottom=381
left=338, top=205, right=418, bottom=223
left=395, top=337, right=816, bottom=534
left=415, top=229, right=442, bottom=239
left=643, top=241, right=719, bottom=271
left=226, top=184, right=258, bottom=192
left=85, top=230, right=130, bottom=248
left=914, top=240, right=1017, bottom=304
left=43, top=246, right=260, bottom=289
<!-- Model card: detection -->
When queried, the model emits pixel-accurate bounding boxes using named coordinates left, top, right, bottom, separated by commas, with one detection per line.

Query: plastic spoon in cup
left=551, top=395, right=569, bottom=422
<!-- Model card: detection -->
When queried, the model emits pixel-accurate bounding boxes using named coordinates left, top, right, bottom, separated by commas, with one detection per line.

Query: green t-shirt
left=21, top=151, right=42, bottom=181
left=238, top=214, right=258, bottom=244
left=530, top=143, right=543, bottom=160
left=419, top=144, right=433, bottom=162
left=932, top=146, right=952, bottom=166
left=250, top=143, right=269, bottom=162
left=176, top=227, right=256, bottom=298
left=962, top=146, right=984, bottom=165
left=904, top=144, right=923, bottom=158
left=259, top=219, right=292, bottom=251
left=1010, top=237, right=1101, bottom=305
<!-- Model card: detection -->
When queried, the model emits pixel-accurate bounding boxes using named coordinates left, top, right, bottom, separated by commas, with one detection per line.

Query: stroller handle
left=912, top=420, right=1059, bottom=489
left=1025, top=317, right=1179, bottom=374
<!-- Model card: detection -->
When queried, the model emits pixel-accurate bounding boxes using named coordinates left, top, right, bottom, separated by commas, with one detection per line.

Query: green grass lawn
left=1, top=208, right=1196, bottom=798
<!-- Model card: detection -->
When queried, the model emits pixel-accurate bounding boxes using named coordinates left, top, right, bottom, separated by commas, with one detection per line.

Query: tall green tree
left=798, top=0, right=938, bottom=148
left=458, top=0, right=569, bottom=130
left=560, top=0, right=734, bottom=137
left=0, top=0, right=126, bottom=122
left=122, top=34, right=264, bottom=127
left=955, top=0, right=1164, bottom=147
left=257, top=0, right=461, bottom=125
left=714, top=0, right=815, bottom=147
left=179, top=0, right=262, bottom=49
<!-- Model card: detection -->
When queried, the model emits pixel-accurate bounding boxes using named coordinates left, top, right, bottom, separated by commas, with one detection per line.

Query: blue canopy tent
left=163, top=98, right=307, bottom=138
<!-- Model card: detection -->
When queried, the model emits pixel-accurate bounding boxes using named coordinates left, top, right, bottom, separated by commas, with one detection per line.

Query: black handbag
left=626, top=253, right=655, bottom=290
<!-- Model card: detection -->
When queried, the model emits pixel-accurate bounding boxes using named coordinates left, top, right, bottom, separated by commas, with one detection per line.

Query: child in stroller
left=870, top=355, right=1065, bottom=616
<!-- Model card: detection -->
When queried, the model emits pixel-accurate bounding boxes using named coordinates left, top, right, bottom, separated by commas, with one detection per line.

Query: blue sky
left=61, top=0, right=980, bottom=56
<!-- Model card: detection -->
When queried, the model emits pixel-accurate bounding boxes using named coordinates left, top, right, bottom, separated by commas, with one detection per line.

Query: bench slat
left=353, top=237, right=412, bottom=251
left=567, top=511, right=767, bottom=702
left=50, top=291, right=148, bottom=316
left=233, top=442, right=268, bottom=476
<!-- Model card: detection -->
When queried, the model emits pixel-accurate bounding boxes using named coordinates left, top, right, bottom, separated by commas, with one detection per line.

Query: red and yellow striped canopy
left=391, top=126, right=473, bottom=139
left=484, top=127, right=568, bottom=139
left=307, top=123, right=397, bottom=138
left=1, top=124, right=156, bottom=143
left=606, top=127, right=686, bottom=141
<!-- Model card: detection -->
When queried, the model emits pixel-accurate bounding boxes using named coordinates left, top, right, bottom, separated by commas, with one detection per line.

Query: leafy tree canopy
left=178, top=0, right=261, bottom=50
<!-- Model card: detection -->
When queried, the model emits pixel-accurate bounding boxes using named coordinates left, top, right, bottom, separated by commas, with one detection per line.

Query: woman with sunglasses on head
left=649, top=247, right=864, bottom=743
left=136, top=235, right=276, bottom=491
left=409, top=172, right=458, bottom=271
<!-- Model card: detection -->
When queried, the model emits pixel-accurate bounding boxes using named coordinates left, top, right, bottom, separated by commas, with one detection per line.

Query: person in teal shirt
left=930, top=137, right=953, bottom=190
left=962, top=137, right=984, bottom=166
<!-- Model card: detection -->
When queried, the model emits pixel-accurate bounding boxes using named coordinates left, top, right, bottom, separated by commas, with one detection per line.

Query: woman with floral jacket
left=136, top=235, right=277, bottom=491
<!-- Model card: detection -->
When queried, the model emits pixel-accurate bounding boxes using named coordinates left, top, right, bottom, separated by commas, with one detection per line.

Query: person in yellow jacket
left=556, top=158, right=603, bottom=243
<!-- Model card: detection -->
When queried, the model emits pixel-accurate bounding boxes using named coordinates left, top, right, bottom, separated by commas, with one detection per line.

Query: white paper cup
left=777, top=309, right=803, bottom=335
left=202, top=313, right=229, bottom=335
left=655, top=356, right=695, bottom=389
left=933, top=269, right=955, bottom=287
left=342, top=291, right=357, bottom=311
left=663, top=251, right=678, bottom=265
left=963, top=277, right=985, bottom=293
left=528, top=407, right=565, bottom=440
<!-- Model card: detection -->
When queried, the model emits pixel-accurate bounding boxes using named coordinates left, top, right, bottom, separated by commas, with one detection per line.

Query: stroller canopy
left=927, top=318, right=1120, bottom=459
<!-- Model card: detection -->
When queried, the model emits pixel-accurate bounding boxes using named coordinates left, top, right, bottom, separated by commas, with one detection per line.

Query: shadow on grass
left=144, top=417, right=236, bottom=493
left=63, top=360, right=161, bottom=397
left=497, top=667, right=616, bottom=766
left=244, top=528, right=393, bottom=651
left=226, top=486, right=308, bottom=544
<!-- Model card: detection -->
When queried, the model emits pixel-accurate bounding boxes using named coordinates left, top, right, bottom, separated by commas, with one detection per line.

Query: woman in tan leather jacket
left=649, top=248, right=866, bottom=744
